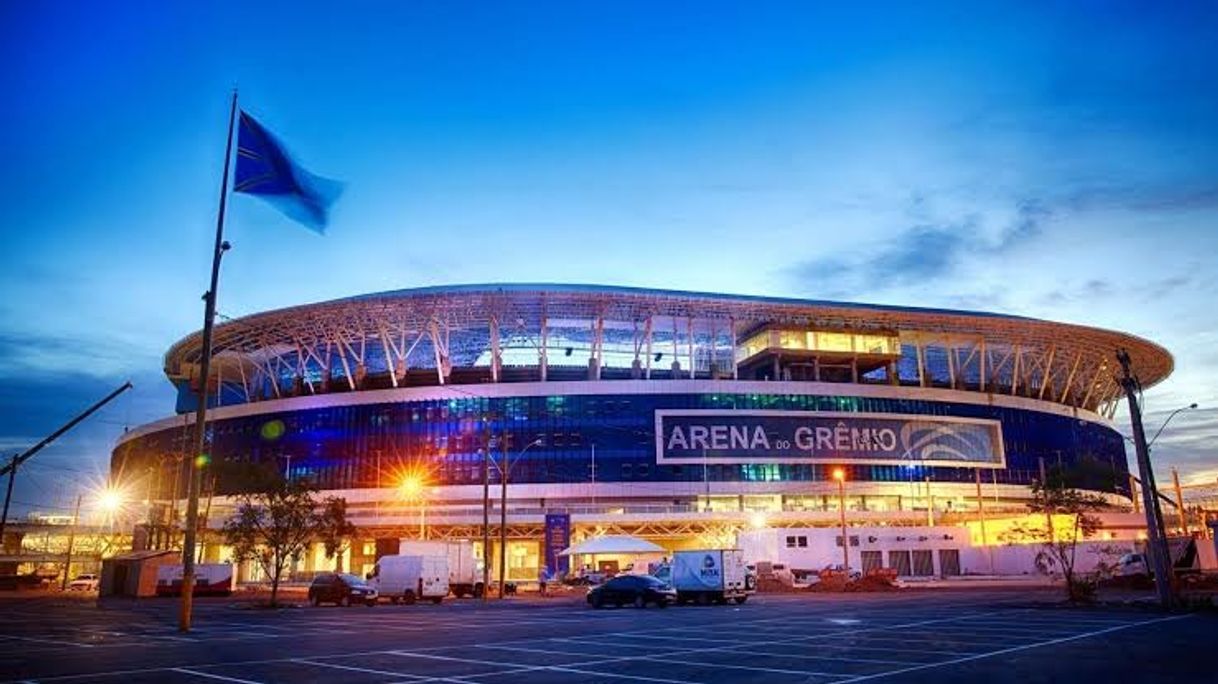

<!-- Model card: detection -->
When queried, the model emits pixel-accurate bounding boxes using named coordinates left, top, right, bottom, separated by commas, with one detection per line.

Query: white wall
left=961, top=542, right=1135, bottom=576
left=738, top=526, right=970, bottom=576
left=739, top=526, right=1138, bottom=578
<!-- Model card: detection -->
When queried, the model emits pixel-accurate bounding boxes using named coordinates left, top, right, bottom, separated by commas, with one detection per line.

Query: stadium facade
left=111, top=284, right=1171, bottom=580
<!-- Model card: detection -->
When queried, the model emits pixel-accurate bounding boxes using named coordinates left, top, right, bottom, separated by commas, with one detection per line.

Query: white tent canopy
left=558, top=535, right=665, bottom=557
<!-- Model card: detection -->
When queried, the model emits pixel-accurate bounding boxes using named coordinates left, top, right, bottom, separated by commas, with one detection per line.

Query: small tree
left=1004, top=463, right=1115, bottom=602
left=222, top=471, right=323, bottom=607
left=317, top=496, right=357, bottom=572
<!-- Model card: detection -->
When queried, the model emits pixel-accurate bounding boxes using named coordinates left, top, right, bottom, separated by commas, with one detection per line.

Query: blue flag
left=233, top=111, right=340, bottom=233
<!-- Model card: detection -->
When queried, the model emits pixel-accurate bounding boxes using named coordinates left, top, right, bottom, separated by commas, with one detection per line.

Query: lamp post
left=1148, top=404, right=1197, bottom=450
left=833, top=468, right=848, bottom=572
left=499, top=438, right=543, bottom=599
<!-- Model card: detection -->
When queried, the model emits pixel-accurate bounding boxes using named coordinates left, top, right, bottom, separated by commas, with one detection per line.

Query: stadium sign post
left=180, top=90, right=238, bottom=632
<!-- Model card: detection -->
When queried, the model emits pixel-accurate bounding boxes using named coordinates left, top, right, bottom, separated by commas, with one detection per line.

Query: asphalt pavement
left=0, top=588, right=1213, bottom=683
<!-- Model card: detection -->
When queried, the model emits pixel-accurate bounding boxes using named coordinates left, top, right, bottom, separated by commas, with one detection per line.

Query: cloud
left=1065, top=184, right=1218, bottom=214
left=1036, top=279, right=1117, bottom=307
left=1036, top=274, right=1197, bottom=308
left=0, top=329, right=160, bottom=380
left=787, top=199, right=1050, bottom=297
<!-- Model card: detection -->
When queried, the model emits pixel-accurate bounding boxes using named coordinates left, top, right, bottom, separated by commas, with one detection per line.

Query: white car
left=67, top=573, right=99, bottom=591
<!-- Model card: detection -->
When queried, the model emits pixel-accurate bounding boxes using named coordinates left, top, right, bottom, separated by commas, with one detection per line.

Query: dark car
left=586, top=574, right=676, bottom=609
left=308, top=572, right=378, bottom=607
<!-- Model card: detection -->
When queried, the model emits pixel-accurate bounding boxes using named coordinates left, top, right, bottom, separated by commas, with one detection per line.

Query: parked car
left=586, top=574, right=676, bottom=609
left=66, top=573, right=99, bottom=591
left=820, top=564, right=863, bottom=581
left=1117, top=553, right=1152, bottom=577
left=308, top=573, right=378, bottom=607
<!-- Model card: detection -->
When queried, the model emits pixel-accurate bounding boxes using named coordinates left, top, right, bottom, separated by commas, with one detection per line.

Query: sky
left=1, top=1, right=1216, bottom=517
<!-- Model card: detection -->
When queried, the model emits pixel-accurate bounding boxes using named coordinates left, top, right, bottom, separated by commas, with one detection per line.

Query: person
left=538, top=565, right=549, bottom=597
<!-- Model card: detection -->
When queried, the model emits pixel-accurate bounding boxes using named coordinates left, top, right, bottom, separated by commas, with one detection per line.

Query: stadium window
left=785, top=536, right=797, bottom=548
left=621, top=463, right=633, bottom=479
left=797, top=536, right=808, bottom=548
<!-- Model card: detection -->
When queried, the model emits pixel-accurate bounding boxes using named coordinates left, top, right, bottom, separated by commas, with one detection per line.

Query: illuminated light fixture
left=97, top=486, right=126, bottom=514
left=832, top=468, right=846, bottom=481
left=749, top=511, right=768, bottom=529
left=398, top=473, right=426, bottom=500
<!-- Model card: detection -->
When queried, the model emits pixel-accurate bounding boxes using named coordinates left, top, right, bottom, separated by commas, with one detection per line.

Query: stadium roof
left=164, top=283, right=1172, bottom=416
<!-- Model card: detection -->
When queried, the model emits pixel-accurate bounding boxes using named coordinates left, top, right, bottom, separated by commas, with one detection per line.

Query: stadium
left=110, top=284, right=1172, bottom=581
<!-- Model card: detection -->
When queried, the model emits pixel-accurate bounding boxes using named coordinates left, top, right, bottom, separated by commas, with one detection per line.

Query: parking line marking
left=558, top=635, right=742, bottom=649
left=0, top=635, right=94, bottom=649
left=542, top=666, right=695, bottom=684
left=834, top=614, right=1193, bottom=683
left=475, top=643, right=613, bottom=658
left=290, top=658, right=433, bottom=679
left=387, top=650, right=548, bottom=668
left=643, top=655, right=848, bottom=677
left=745, top=650, right=919, bottom=666
left=170, top=668, right=263, bottom=684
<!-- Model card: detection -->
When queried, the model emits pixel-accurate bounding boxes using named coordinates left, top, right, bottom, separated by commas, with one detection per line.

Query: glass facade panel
left=114, top=391, right=1130, bottom=499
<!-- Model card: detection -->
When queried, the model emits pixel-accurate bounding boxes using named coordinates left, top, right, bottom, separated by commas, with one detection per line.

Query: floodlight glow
left=398, top=474, right=426, bottom=499
left=97, top=487, right=125, bottom=513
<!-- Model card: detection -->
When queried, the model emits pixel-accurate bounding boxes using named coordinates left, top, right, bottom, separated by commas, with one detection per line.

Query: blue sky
left=2, top=2, right=1216, bottom=516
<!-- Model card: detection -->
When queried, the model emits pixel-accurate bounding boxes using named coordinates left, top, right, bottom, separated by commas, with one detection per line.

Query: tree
left=221, top=471, right=330, bottom=607
left=317, top=496, right=357, bottom=572
left=1003, top=463, right=1117, bottom=602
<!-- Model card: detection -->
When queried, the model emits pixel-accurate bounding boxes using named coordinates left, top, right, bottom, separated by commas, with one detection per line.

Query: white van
left=369, top=555, right=449, bottom=604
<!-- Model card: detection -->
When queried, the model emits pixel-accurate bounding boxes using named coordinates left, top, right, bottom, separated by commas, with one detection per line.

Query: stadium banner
left=654, top=410, right=1005, bottom=468
left=543, top=513, right=571, bottom=579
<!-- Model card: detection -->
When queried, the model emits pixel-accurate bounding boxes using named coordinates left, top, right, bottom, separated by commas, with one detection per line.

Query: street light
left=397, top=471, right=429, bottom=540
left=1148, top=403, right=1198, bottom=449
left=832, top=468, right=849, bottom=573
left=97, top=485, right=127, bottom=520
left=749, top=511, right=768, bottom=529
left=498, top=438, right=543, bottom=599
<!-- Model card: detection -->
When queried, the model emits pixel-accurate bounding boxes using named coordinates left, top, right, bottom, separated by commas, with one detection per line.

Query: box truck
left=369, top=555, right=449, bottom=604
left=398, top=540, right=483, bottom=598
left=154, top=563, right=235, bottom=597
left=658, top=549, right=752, bottom=605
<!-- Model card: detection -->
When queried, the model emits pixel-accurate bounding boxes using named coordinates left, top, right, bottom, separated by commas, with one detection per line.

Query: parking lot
left=0, top=589, right=1212, bottom=683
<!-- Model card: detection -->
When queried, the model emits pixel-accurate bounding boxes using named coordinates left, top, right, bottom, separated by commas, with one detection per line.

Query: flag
left=233, top=111, right=341, bottom=233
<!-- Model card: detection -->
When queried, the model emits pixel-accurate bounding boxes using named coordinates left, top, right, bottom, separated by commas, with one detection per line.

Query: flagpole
left=180, top=89, right=238, bottom=632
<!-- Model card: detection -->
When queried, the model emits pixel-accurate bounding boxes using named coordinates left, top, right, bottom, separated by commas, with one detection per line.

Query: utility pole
left=834, top=470, right=849, bottom=572
left=498, top=435, right=508, bottom=599
left=61, top=494, right=83, bottom=590
left=1039, top=457, right=1054, bottom=543
left=925, top=476, right=934, bottom=527
left=1117, top=349, right=1174, bottom=609
left=975, top=469, right=993, bottom=573
left=1172, top=468, right=1187, bottom=535
left=481, top=420, right=491, bottom=602
left=0, top=456, right=16, bottom=547
left=0, top=382, right=133, bottom=544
